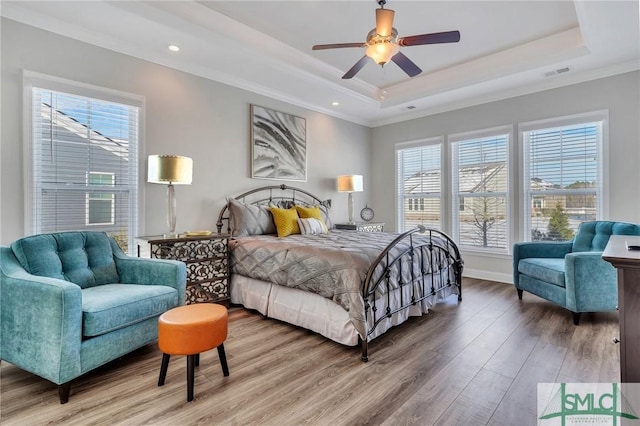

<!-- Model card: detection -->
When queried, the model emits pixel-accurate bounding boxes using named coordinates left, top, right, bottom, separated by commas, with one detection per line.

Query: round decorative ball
left=360, top=205, right=374, bottom=222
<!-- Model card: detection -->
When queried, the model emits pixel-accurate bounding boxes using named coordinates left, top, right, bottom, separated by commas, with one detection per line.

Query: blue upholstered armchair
left=513, top=221, right=640, bottom=325
left=0, top=231, right=186, bottom=403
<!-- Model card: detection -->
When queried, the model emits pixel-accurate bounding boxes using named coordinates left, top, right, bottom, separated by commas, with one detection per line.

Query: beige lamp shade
left=148, top=155, right=193, bottom=184
left=337, top=175, right=363, bottom=192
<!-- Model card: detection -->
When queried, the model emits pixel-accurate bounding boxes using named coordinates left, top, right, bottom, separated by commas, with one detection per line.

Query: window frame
left=23, top=71, right=145, bottom=254
left=519, top=111, right=609, bottom=242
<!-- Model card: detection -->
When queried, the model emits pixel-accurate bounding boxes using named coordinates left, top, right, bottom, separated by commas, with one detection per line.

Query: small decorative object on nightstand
left=137, top=233, right=230, bottom=305
left=360, top=205, right=374, bottom=222
left=335, top=222, right=385, bottom=233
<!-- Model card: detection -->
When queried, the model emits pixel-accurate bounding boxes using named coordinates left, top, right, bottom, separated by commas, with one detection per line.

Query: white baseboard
left=462, top=268, right=513, bottom=285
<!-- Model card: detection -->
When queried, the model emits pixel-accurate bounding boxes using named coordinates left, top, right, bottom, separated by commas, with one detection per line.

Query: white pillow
left=297, top=217, right=328, bottom=235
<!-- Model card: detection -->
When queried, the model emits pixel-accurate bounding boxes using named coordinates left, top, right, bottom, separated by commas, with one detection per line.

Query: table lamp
left=337, top=175, right=363, bottom=224
left=148, top=155, right=193, bottom=237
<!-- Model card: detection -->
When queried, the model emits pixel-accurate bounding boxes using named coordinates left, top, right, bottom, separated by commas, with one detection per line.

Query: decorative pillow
left=297, top=218, right=329, bottom=235
left=295, top=204, right=322, bottom=219
left=269, top=207, right=300, bottom=237
left=294, top=201, right=333, bottom=229
left=228, top=198, right=276, bottom=237
left=295, top=205, right=328, bottom=232
left=270, top=199, right=295, bottom=209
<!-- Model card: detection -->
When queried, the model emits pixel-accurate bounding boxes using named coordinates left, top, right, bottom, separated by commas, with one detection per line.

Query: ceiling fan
left=312, top=0, right=461, bottom=79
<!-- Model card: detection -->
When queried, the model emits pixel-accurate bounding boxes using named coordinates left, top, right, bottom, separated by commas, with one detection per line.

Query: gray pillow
left=318, top=200, right=333, bottom=229
left=228, top=198, right=276, bottom=237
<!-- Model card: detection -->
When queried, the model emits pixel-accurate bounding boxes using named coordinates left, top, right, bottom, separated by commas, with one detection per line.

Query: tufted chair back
left=572, top=221, right=640, bottom=253
left=10, top=231, right=120, bottom=288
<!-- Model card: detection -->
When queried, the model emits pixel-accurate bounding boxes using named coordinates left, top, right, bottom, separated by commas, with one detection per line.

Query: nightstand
left=335, top=222, right=385, bottom=232
left=136, top=233, right=230, bottom=305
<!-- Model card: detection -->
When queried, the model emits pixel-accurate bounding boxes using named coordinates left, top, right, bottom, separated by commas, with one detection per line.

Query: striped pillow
left=297, top=218, right=328, bottom=235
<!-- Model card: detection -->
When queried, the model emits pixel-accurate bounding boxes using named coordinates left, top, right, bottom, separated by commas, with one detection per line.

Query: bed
left=216, top=184, right=463, bottom=361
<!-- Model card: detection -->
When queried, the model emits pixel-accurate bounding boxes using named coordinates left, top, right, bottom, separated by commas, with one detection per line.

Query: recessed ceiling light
left=331, top=101, right=340, bottom=106
left=168, top=45, right=180, bottom=52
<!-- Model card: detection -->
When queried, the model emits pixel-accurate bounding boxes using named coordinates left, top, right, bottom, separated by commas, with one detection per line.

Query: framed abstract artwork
left=251, top=104, right=306, bottom=181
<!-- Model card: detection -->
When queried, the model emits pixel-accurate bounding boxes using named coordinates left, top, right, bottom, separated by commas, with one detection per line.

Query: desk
left=602, top=235, right=640, bottom=382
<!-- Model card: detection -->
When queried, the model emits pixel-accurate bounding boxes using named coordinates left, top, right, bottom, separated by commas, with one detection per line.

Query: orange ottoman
left=157, top=303, right=229, bottom=402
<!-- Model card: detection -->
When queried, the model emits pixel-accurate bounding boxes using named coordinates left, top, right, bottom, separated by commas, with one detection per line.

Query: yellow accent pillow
left=269, top=207, right=300, bottom=237
left=295, top=205, right=328, bottom=232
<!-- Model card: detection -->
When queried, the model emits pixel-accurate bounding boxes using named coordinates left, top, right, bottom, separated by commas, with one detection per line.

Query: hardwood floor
left=0, top=278, right=619, bottom=425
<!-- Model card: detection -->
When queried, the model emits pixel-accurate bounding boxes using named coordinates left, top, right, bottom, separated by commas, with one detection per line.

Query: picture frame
left=251, top=104, right=306, bottom=181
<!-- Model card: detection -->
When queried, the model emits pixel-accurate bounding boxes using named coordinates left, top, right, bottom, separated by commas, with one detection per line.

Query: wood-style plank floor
left=0, top=278, right=619, bottom=425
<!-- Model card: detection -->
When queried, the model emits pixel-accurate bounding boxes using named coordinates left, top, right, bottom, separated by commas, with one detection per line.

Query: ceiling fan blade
left=391, top=52, right=422, bottom=77
left=375, top=8, right=395, bottom=37
left=342, top=56, right=370, bottom=79
left=399, top=30, right=461, bottom=47
left=312, top=42, right=365, bottom=50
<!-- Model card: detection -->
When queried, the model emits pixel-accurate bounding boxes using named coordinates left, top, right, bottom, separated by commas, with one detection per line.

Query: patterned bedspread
left=230, top=229, right=455, bottom=336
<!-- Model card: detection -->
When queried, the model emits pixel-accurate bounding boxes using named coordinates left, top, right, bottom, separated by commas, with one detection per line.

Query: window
left=87, top=172, right=115, bottom=225
left=26, top=73, right=141, bottom=253
left=396, top=139, right=442, bottom=232
left=451, top=128, right=510, bottom=250
left=522, top=112, right=606, bottom=241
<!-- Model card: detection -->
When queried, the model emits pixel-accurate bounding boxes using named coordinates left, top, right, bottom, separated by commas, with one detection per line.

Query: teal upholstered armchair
left=0, top=231, right=186, bottom=403
left=513, top=221, right=640, bottom=325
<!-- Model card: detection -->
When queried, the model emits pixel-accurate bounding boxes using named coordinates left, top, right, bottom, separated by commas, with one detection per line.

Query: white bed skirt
left=230, top=274, right=458, bottom=347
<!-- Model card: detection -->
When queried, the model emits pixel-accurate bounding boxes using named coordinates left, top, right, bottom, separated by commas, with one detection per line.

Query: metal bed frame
left=217, top=184, right=464, bottom=361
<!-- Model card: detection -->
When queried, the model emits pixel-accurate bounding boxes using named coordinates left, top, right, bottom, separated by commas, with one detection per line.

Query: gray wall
left=2, top=18, right=638, bottom=283
left=371, top=71, right=640, bottom=282
left=0, top=18, right=371, bottom=245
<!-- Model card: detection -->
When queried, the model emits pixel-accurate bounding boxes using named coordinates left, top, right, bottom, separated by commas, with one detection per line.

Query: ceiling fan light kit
left=365, top=30, right=400, bottom=65
left=312, top=0, right=461, bottom=80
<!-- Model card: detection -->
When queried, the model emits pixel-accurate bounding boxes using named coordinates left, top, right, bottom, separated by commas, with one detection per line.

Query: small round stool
left=157, top=303, right=229, bottom=402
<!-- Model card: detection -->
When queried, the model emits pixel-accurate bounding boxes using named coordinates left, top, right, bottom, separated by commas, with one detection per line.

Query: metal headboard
left=216, top=184, right=331, bottom=234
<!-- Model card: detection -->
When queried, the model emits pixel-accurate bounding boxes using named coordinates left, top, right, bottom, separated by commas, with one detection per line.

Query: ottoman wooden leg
left=195, top=353, right=200, bottom=367
left=217, top=343, right=229, bottom=377
left=187, top=354, right=196, bottom=402
left=158, top=353, right=170, bottom=386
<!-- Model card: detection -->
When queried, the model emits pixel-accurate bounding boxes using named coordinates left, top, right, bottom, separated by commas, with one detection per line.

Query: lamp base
left=167, top=183, right=177, bottom=236
left=348, top=192, right=355, bottom=224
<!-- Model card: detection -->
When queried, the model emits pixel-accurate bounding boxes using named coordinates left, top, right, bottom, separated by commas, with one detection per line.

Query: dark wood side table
left=136, top=233, right=230, bottom=305
left=602, top=235, right=640, bottom=382
left=335, top=222, right=385, bottom=232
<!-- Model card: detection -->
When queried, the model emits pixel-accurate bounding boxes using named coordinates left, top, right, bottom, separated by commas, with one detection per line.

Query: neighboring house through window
left=25, top=72, right=142, bottom=253
left=87, top=172, right=115, bottom=225
left=451, top=127, right=510, bottom=251
left=396, top=139, right=442, bottom=232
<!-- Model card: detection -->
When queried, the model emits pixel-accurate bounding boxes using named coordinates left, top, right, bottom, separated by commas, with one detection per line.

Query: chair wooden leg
left=517, top=289, right=523, bottom=300
left=158, top=353, right=170, bottom=386
left=573, top=312, right=582, bottom=325
left=195, top=353, right=200, bottom=367
left=187, top=355, right=196, bottom=402
left=58, top=382, right=71, bottom=404
left=217, top=344, right=229, bottom=377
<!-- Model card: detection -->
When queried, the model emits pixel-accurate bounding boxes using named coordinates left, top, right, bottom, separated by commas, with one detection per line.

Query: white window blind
left=523, top=119, right=603, bottom=241
left=396, top=141, right=442, bottom=232
left=451, top=132, right=509, bottom=250
left=31, top=86, right=139, bottom=252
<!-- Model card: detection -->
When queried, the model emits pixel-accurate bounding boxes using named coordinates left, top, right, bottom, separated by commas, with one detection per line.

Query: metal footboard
left=359, top=225, right=464, bottom=361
